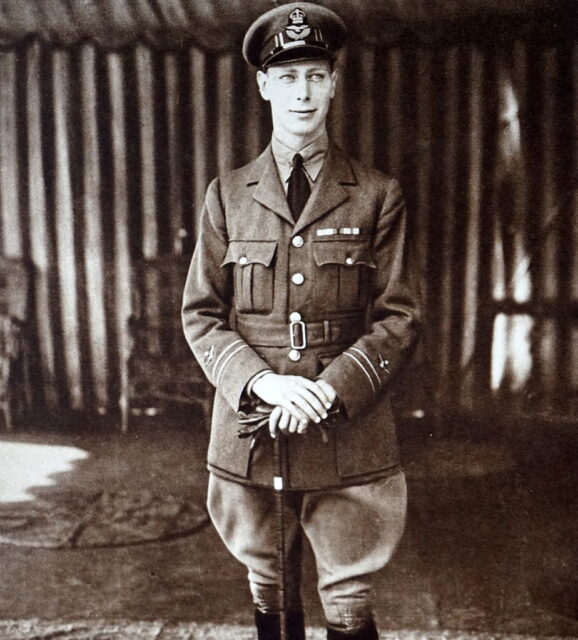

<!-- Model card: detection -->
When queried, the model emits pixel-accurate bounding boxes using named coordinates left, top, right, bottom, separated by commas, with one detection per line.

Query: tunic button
left=292, top=235, right=304, bottom=248
left=345, top=256, right=355, bottom=266
left=289, top=349, right=302, bottom=362
left=291, top=273, right=305, bottom=285
left=289, top=312, right=302, bottom=323
left=239, top=256, right=248, bottom=265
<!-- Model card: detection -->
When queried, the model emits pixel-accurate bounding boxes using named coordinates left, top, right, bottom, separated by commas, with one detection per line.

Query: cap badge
left=285, top=8, right=311, bottom=40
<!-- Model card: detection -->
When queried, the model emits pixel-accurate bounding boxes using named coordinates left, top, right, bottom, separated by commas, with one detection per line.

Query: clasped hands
left=252, top=372, right=337, bottom=438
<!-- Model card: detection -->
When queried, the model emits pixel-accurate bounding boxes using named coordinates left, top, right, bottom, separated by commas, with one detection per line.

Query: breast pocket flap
left=313, top=240, right=376, bottom=268
left=221, top=240, right=277, bottom=267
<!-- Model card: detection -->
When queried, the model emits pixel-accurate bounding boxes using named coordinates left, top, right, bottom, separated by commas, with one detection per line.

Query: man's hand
left=252, top=372, right=335, bottom=433
left=251, top=373, right=338, bottom=438
left=268, top=406, right=306, bottom=438
left=316, top=378, right=338, bottom=407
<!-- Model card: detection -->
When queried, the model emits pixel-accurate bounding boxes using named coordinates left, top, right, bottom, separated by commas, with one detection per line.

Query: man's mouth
left=291, top=109, right=317, bottom=119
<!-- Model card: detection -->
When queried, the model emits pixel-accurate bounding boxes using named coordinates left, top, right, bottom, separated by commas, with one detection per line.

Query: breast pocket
left=222, top=240, right=277, bottom=314
left=313, top=238, right=376, bottom=312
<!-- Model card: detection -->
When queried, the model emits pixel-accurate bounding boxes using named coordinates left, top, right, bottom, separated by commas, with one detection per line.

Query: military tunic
left=182, top=141, right=422, bottom=490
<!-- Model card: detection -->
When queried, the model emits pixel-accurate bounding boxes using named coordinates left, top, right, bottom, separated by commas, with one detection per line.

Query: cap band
left=262, top=26, right=328, bottom=66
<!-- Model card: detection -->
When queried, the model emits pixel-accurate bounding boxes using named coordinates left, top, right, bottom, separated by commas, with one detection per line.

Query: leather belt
left=236, top=315, right=365, bottom=349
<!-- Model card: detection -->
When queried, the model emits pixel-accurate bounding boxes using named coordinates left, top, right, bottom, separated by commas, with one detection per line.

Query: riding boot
left=255, top=609, right=305, bottom=640
left=326, top=618, right=378, bottom=640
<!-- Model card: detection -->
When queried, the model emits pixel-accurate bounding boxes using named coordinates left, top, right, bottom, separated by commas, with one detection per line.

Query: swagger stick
left=273, top=434, right=288, bottom=640
left=238, top=405, right=337, bottom=636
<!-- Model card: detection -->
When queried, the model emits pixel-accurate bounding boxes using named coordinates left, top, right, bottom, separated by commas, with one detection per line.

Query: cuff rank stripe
left=211, top=339, right=243, bottom=383
left=215, top=344, right=249, bottom=388
left=344, top=351, right=377, bottom=394
left=349, top=346, right=382, bottom=388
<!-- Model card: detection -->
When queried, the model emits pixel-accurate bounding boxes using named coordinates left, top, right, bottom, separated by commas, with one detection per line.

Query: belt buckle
left=289, top=320, right=307, bottom=350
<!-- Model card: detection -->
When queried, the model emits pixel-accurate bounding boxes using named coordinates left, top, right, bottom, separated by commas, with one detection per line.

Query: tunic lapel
left=248, top=145, right=294, bottom=226
left=293, top=144, right=357, bottom=234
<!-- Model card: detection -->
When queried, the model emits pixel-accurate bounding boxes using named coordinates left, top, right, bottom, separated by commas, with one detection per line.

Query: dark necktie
left=287, top=153, right=311, bottom=221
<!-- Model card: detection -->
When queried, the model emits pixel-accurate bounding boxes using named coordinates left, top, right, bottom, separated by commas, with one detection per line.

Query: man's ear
left=256, top=70, right=270, bottom=101
left=330, top=68, right=339, bottom=99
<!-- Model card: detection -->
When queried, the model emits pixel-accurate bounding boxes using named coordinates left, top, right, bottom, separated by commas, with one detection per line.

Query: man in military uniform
left=182, top=3, right=422, bottom=638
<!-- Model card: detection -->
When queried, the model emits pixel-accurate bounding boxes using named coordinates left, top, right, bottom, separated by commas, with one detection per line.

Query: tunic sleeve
left=182, top=178, right=271, bottom=413
left=317, top=178, right=423, bottom=418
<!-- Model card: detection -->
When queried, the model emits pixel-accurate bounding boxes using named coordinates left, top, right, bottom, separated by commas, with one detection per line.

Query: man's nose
left=295, top=77, right=311, bottom=101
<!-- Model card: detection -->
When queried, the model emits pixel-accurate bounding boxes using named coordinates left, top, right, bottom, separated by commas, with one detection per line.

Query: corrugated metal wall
left=0, top=38, right=576, bottom=417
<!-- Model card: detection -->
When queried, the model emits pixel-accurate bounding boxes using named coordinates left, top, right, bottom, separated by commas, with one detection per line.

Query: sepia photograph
left=0, top=1, right=576, bottom=638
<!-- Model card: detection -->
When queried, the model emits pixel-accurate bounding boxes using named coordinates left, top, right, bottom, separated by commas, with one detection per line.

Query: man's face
left=257, top=60, right=338, bottom=142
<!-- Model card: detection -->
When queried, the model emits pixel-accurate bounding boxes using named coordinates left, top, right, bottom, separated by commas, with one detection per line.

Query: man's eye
left=309, top=73, right=326, bottom=81
left=279, top=74, right=295, bottom=82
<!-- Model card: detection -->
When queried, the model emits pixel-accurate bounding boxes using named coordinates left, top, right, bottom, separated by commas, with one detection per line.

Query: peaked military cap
left=243, top=2, right=347, bottom=69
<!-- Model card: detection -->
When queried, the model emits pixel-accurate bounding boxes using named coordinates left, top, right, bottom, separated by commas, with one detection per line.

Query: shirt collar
left=271, top=131, right=329, bottom=185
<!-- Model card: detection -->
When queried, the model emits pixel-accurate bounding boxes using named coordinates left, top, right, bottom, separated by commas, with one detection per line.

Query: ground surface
left=0, top=620, right=573, bottom=640
left=0, top=409, right=577, bottom=639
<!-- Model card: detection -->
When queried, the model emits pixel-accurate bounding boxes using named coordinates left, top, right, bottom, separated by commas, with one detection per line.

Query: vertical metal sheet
left=328, top=47, right=348, bottom=146
left=512, top=41, right=530, bottom=305
left=164, top=54, right=184, bottom=251
left=0, top=38, right=575, bottom=418
left=243, top=59, right=264, bottom=161
left=539, top=49, right=560, bottom=406
left=383, top=48, right=403, bottom=179
left=190, top=48, right=210, bottom=241
left=570, top=44, right=578, bottom=300
left=26, top=41, right=57, bottom=406
left=80, top=43, right=109, bottom=408
left=0, top=51, right=22, bottom=257
left=438, top=47, right=460, bottom=393
left=108, top=52, right=132, bottom=399
left=539, top=48, right=559, bottom=302
left=358, top=48, right=376, bottom=165
left=414, top=50, right=433, bottom=285
left=135, top=45, right=158, bottom=258
left=216, top=53, right=236, bottom=174
left=53, top=49, right=83, bottom=409
left=571, top=44, right=578, bottom=402
left=460, top=47, right=484, bottom=408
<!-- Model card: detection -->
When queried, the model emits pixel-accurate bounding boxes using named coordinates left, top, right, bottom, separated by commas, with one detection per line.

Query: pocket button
left=345, top=256, right=355, bottom=266
left=239, top=256, right=248, bottom=265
